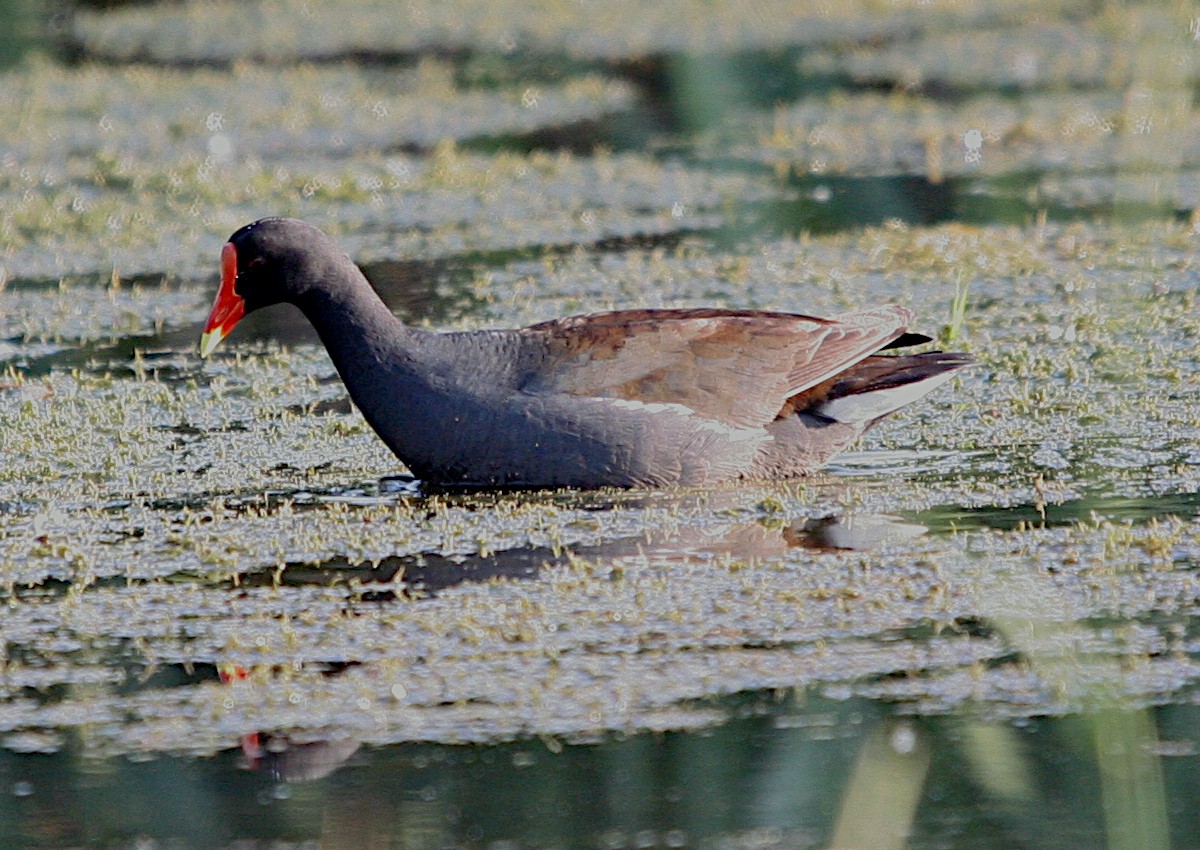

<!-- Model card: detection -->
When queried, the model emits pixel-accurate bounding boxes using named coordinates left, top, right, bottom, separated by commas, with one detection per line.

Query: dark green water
left=7, top=697, right=1200, bottom=850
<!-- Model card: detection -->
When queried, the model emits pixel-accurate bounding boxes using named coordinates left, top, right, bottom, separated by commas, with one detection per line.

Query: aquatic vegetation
left=705, top=89, right=1200, bottom=181
left=0, top=146, right=773, bottom=280
left=71, top=0, right=1077, bottom=63
left=0, top=59, right=635, bottom=162
left=800, top=6, right=1194, bottom=91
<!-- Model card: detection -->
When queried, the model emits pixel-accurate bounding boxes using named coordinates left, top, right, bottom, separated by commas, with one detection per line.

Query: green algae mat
left=2, top=1, right=1200, bottom=848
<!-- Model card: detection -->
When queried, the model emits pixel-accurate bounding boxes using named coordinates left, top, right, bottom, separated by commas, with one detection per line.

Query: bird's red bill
left=199, top=242, right=245, bottom=357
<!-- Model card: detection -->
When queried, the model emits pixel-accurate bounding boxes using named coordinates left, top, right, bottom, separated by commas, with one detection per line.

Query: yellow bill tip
left=198, top=327, right=227, bottom=359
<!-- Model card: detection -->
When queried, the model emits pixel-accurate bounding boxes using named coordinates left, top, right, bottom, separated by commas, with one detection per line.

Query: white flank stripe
left=607, top=397, right=761, bottom=442
left=694, top=419, right=764, bottom=442
left=610, top=398, right=696, bottom=416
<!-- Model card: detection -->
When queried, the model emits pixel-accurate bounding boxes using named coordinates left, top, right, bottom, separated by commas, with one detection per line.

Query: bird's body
left=201, top=218, right=971, bottom=489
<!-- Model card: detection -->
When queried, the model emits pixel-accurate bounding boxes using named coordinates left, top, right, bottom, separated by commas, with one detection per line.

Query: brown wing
left=520, top=305, right=914, bottom=429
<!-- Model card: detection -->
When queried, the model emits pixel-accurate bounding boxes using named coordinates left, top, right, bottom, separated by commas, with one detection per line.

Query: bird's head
left=200, top=217, right=336, bottom=357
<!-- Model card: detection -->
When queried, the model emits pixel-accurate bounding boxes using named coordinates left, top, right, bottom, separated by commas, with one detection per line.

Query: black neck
left=292, top=258, right=439, bottom=439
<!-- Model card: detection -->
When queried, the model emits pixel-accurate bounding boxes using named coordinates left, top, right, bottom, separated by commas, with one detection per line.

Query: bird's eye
left=247, top=256, right=266, bottom=270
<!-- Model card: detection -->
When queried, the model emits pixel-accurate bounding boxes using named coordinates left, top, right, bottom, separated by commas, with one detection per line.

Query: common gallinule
left=200, top=218, right=971, bottom=488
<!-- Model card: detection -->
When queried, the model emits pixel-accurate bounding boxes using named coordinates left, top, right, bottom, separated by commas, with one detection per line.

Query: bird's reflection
left=218, top=502, right=925, bottom=781
left=244, top=734, right=363, bottom=783
left=233, top=508, right=925, bottom=598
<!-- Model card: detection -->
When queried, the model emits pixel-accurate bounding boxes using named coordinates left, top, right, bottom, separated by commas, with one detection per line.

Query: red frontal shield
left=199, top=242, right=246, bottom=357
